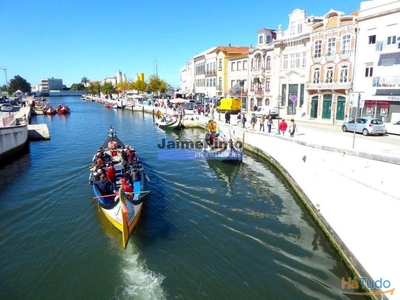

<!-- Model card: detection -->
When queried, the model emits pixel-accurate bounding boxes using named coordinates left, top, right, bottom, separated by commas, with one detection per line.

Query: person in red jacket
left=106, top=163, right=117, bottom=191
left=279, top=119, right=288, bottom=136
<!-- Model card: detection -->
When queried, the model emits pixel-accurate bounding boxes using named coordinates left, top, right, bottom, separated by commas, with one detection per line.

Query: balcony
left=229, top=88, right=248, bottom=96
left=372, top=76, right=400, bottom=88
left=325, top=52, right=336, bottom=62
left=339, top=49, right=351, bottom=60
left=306, top=80, right=352, bottom=90
left=312, top=54, right=322, bottom=64
left=254, top=88, right=264, bottom=95
left=205, top=70, right=216, bottom=77
left=251, top=67, right=265, bottom=77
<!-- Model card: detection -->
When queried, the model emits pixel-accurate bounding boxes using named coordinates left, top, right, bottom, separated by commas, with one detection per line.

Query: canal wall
left=194, top=114, right=399, bottom=299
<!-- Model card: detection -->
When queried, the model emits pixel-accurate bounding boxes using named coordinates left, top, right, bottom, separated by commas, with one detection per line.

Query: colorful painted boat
left=202, top=121, right=243, bottom=163
left=154, top=110, right=185, bottom=130
left=89, top=125, right=150, bottom=248
left=56, top=104, right=71, bottom=114
left=43, top=104, right=57, bottom=115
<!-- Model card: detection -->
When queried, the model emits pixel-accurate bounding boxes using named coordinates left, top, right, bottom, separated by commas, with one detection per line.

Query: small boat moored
left=202, top=119, right=243, bottom=163
left=154, top=110, right=185, bottom=130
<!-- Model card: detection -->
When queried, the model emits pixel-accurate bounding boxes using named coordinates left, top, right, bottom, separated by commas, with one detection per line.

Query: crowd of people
left=90, top=145, right=141, bottom=198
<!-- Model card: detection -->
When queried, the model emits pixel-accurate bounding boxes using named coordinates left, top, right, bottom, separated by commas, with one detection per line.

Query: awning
left=365, top=100, right=390, bottom=108
left=375, top=89, right=400, bottom=96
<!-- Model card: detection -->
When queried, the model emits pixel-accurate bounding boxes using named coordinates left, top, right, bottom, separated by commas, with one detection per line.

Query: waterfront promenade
left=208, top=115, right=399, bottom=299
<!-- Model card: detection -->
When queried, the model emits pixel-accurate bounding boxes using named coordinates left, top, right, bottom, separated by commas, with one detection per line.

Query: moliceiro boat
left=202, top=119, right=243, bottom=163
left=89, top=125, right=150, bottom=248
left=154, top=109, right=185, bottom=130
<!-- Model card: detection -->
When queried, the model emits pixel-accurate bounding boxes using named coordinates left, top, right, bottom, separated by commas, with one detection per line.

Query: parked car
left=385, top=120, right=400, bottom=135
left=183, top=102, right=194, bottom=110
left=342, top=117, right=387, bottom=136
left=0, top=103, right=13, bottom=112
left=255, top=106, right=278, bottom=118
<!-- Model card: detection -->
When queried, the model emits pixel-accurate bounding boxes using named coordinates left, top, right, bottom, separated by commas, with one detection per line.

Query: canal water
left=0, top=96, right=363, bottom=299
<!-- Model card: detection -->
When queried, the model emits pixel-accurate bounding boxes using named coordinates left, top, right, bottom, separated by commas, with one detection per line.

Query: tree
left=147, top=75, right=167, bottom=94
left=70, top=83, right=85, bottom=91
left=81, top=77, right=89, bottom=93
left=88, top=81, right=101, bottom=97
left=116, top=80, right=130, bottom=95
left=101, top=82, right=116, bottom=99
left=8, top=75, right=31, bottom=94
left=1, top=85, right=6, bottom=92
left=130, top=79, right=147, bottom=94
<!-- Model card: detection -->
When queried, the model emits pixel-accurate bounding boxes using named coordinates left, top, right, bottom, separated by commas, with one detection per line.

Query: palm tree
left=81, top=77, right=89, bottom=94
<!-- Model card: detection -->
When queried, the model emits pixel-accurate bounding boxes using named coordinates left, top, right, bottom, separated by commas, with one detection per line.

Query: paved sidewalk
left=199, top=115, right=400, bottom=299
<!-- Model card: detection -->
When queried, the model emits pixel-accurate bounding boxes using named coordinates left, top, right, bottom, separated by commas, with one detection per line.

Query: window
left=256, top=56, right=262, bottom=68
left=365, top=67, right=373, bottom=77
left=387, top=36, right=396, bottom=44
left=302, top=52, right=307, bottom=67
left=231, top=62, right=236, bottom=71
left=295, top=53, right=300, bottom=68
left=341, top=34, right=351, bottom=54
left=218, top=59, right=222, bottom=68
left=314, top=40, right=322, bottom=58
left=237, top=61, right=242, bottom=71
left=340, top=65, right=349, bottom=83
left=265, top=78, right=270, bottom=92
left=313, top=68, right=320, bottom=84
left=368, top=35, right=376, bottom=44
left=231, top=80, right=235, bottom=89
left=290, top=22, right=295, bottom=35
left=259, top=35, right=264, bottom=44
left=283, top=55, right=288, bottom=69
left=218, top=77, right=222, bottom=89
left=266, top=35, right=271, bottom=43
left=266, top=56, right=271, bottom=70
left=326, top=66, right=333, bottom=83
left=327, top=37, right=336, bottom=55
left=290, top=54, right=296, bottom=68
left=243, top=60, right=248, bottom=70
left=297, top=23, right=303, bottom=34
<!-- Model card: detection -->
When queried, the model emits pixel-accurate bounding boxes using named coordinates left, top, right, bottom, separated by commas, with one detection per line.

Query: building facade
left=353, top=0, right=400, bottom=122
left=306, top=10, right=357, bottom=123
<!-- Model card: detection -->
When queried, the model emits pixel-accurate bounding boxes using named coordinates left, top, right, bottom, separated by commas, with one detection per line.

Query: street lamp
left=276, top=94, right=281, bottom=134
left=0, top=67, right=8, bottom=93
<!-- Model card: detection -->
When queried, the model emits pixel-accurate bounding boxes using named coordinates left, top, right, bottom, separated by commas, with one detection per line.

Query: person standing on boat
left=106, top=163, right=117, bottom=192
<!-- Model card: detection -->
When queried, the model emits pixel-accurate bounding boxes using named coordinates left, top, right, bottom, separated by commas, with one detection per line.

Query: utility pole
left=0, top=67, right=7, bottom=93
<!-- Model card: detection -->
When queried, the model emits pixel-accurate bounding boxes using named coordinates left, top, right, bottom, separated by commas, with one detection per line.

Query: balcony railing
left=205, top=71, right=216, bottom=77
left=372, top=76, right=400, bottom=87
left=339, top=50, right=351, bottom=60
left=325, top=52, right=336, bottom=62
left=306, top=80, right=352, bottom=90
left=250, top=67, right=265, bottom=76
left=312, top=54, right=322, bottom=64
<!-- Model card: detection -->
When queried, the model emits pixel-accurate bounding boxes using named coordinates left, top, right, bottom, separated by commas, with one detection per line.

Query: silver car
left=342, top=117, right=387, bottom=136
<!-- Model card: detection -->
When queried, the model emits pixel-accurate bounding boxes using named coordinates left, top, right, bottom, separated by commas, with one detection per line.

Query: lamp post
left=0, top=67, right=8, bottom=94
left=276, top=95, right=281, bottom=134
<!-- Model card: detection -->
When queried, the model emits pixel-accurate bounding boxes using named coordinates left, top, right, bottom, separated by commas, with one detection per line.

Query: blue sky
left=1, top=0, right=361, bottom=89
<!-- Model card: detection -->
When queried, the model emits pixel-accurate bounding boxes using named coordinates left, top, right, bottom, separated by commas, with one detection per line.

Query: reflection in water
left=207, top=160, right=240, bottom=196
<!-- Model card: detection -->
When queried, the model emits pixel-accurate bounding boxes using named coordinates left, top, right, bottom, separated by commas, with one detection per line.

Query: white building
left=353, top=0, right=400, bottom=122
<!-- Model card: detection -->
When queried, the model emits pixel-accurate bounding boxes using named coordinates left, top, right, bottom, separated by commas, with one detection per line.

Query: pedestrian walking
left=241, top=112, right=247, bottom=129
left=225, top=111, right=231, bottom=124
left=266, top=116, right=274, bottom=133
left=259, top=114, right=265, bottom=132
left=250, top=113, right=257, bottom=130
left=279, top=119, right=288, bottom=135
left=289, top=119, right=298, bottom=137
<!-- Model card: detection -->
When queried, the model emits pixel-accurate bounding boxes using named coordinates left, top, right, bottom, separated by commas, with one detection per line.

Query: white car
left=386, top=120, right=400, bottom=135
left=0, top=103, right=13, bottom=112
left=255, top=106, right=278, bottom=118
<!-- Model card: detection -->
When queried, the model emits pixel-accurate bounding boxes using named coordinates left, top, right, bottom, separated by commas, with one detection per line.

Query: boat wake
left=117, top=242, right=166, bottom=300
